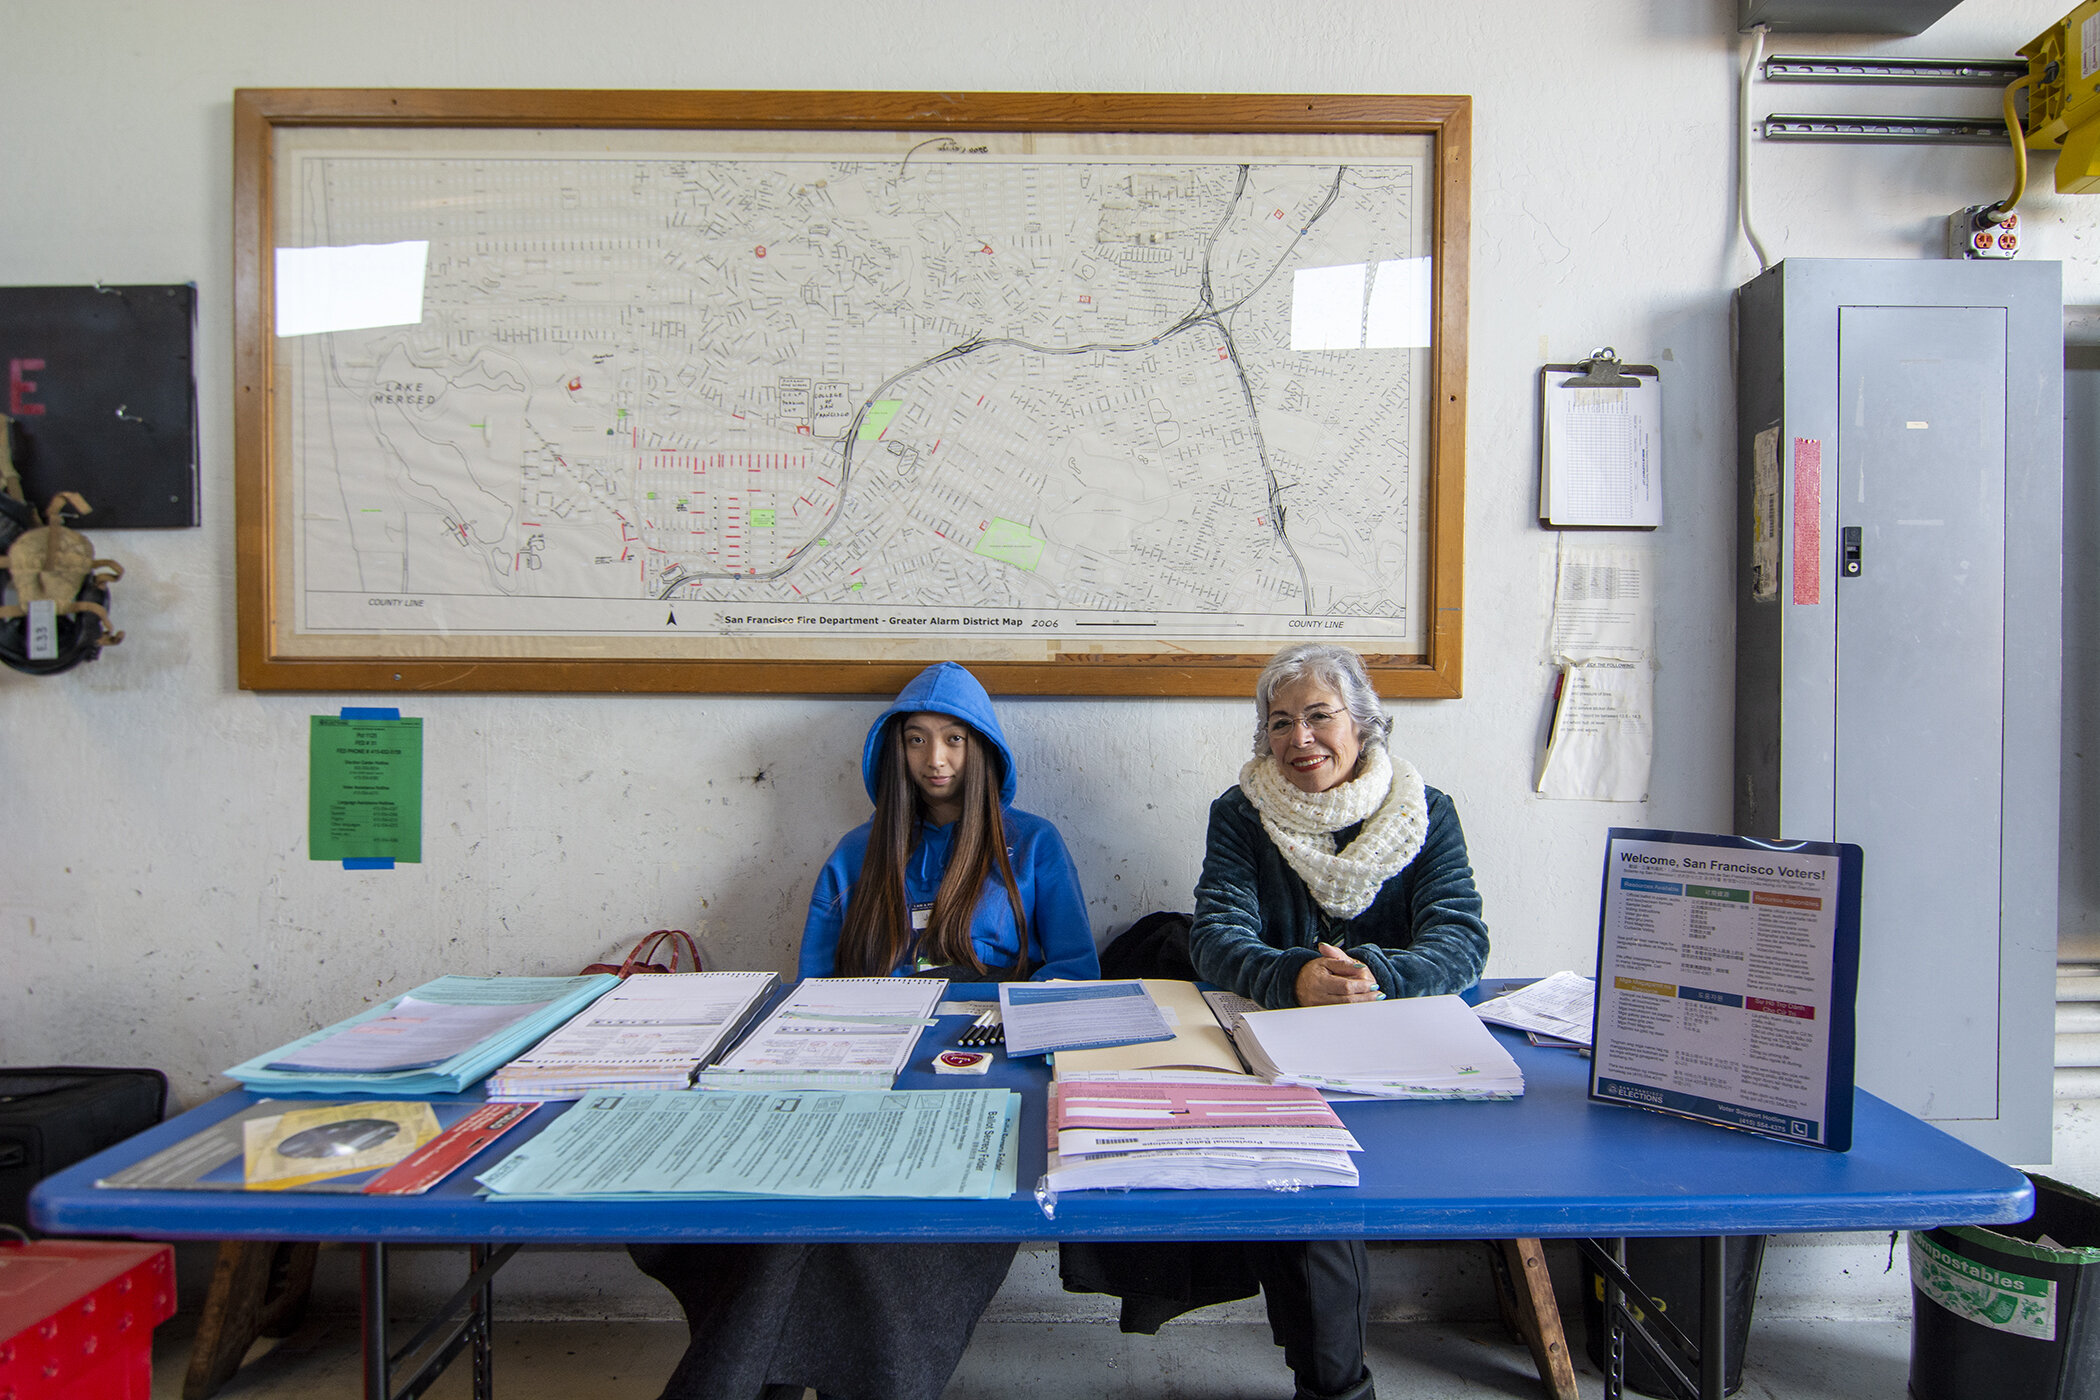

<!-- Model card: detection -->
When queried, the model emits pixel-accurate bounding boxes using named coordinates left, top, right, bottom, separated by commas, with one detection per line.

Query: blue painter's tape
left=343, top=858, right=396, bottom=870
left=339, top=707, right=401, bottom=720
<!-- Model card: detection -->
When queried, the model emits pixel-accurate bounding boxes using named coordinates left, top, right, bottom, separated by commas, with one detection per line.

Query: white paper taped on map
left=1289, top=258, right=1432, bottom=352
left=275, top=241, right=429, bottom=338
left=269, top=127, right=1438, bottom=661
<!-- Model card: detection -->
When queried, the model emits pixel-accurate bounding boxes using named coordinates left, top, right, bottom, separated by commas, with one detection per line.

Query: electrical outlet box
left=1947, top=205, right=2021, bottom=259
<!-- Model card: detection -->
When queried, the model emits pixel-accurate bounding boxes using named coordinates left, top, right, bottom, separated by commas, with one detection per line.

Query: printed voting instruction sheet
left=1590, top=829, right=1861, bottom=1150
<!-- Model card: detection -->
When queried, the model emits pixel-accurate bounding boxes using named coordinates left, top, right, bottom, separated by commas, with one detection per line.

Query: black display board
left=0, top=284, right=198, bottom=528
left=1589, top=828, right=1863, bottom=1152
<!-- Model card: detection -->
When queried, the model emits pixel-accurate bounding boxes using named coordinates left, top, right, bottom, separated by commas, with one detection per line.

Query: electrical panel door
left=1834, top=305, right=2007, bottom=1122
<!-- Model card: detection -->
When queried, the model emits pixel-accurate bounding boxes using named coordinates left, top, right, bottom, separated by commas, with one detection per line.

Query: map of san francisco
left=280, top=130, right=1435, bottom=657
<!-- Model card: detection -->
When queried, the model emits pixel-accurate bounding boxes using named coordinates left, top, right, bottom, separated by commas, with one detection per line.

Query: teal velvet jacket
left=1188, top=782, right=1489, bottom=1009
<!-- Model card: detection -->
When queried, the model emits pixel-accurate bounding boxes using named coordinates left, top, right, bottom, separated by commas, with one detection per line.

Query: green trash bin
left=1910, top=1174, right=2100, bottom=1400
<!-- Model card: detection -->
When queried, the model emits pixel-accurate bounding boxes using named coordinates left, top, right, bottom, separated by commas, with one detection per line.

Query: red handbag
left=582, top=929, right=703, bottom=978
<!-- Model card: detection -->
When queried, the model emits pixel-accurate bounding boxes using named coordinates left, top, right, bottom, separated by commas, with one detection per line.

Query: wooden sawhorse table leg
left=182, top=1239, right=319, bottom=1400
left=1489, top=1237, right=1579, bottom=1400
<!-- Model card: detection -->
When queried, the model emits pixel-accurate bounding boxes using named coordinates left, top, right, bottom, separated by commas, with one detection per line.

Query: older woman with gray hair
left=1188, top=641, right=1488, bottom=1400
left=1191, top=641, right=1487, bottom=1012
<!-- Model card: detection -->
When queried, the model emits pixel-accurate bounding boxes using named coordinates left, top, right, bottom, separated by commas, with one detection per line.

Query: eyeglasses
left=1267, top=708, right=1349, bottom=738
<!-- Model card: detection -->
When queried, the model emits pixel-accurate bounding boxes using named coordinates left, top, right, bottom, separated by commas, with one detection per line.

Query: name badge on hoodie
left=910, top=902, right=940, bottom=971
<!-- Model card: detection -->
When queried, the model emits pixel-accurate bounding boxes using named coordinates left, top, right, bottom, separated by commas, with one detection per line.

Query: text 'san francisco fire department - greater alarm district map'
left=281, top=130, right=1434, bottom=656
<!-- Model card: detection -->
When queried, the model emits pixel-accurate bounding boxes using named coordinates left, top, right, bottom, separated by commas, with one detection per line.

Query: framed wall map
left=234, top=90, right=1470, bottom=696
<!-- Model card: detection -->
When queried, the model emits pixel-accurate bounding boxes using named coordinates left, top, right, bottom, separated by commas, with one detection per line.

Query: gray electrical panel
left=1735, top=258, right=2062, bottom=1162
left=1737, top=0, right=1962, bottom=35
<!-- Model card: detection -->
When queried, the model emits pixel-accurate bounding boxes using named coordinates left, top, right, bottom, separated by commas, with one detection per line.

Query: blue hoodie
left=798, top=662, right=1099, bottom=982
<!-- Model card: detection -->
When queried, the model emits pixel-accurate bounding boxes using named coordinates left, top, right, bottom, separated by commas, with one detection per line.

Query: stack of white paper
left=486, top=971, right=780, bottom=1101
left=1227, top=995, right=1524, bottom=1100
left=1472, top=972, right=1596, bottom=1048
left=1042, top=1077, right=1360, bottom=1192
left=223, top=975, right=620, bottom=1096
left=695, top=977, right=944, bottom=1091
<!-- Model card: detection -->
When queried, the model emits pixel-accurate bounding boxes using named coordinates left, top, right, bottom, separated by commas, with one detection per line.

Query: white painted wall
left=4, top=0, right=2097, bottom=1325
left=0, top=0, right=2086, bottom=1098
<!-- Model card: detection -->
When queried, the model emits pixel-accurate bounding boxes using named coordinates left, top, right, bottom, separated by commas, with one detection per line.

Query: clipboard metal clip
left=1558, top=347, right=1654, bottom=389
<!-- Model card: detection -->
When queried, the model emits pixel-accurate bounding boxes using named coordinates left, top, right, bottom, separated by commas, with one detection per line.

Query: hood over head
left=861, top=662, right=1017, bottom=807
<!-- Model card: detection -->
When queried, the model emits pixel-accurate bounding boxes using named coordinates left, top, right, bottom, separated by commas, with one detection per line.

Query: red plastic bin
left=0, top=1240, right=176, bottom=1400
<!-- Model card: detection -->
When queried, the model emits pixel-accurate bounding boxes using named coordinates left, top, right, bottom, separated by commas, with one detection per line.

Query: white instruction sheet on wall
left=1538, top=541, right=1654, bottom=801
left=1538, top=660, right=1654, bottom=801
left=1547, top=542, right=1654, bottom=658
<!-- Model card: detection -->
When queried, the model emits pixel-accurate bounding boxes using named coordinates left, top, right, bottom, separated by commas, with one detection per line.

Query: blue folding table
left=32, top=1002, right=2031, bottom=1400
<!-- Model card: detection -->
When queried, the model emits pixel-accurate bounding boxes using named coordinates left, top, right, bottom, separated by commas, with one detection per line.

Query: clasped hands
left=1294, top=941, right=1385, bottom=1007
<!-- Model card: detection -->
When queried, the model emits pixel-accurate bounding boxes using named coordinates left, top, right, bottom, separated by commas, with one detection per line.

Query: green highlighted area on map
left=857, top=399, right=904, bottom=440
left=750, top=509, right=776, bottom=527
left=974, top=518, right=1045, bottom=571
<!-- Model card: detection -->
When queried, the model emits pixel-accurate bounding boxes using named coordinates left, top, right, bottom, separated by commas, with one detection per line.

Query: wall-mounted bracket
left=1762, top=55, right=2027, bottom=86
left=1762, top=114, right=2011, bottom=144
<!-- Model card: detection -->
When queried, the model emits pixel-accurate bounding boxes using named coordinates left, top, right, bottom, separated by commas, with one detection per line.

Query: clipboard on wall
left=1539, top=348, right=1661, bottom=529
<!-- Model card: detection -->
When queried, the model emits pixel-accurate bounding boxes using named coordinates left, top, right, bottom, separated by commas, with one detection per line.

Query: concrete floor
left=148, top=1313, right=1920, bottom=1399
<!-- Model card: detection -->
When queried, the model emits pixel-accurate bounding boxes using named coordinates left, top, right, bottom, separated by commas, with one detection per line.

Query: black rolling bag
left=0, top=1067, right=167, bottom=1232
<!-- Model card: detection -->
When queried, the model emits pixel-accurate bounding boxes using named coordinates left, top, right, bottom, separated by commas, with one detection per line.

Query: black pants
left=629, top=1240, right=1016, bottom=1400
left=1247, top=1239, right=1373, bottom=1399
left=1060, top=1238, right=1371, bottom=1399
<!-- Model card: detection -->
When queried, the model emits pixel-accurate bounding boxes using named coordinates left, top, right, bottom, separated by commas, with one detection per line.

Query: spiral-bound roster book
left=696, top=977, right=944, bottom=1091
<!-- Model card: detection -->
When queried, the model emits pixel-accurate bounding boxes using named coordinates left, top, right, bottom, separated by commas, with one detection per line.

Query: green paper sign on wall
left=309, top=714, right=422, bottom=865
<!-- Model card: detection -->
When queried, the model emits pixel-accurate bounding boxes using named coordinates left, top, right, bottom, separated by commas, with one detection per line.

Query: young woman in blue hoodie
left=799, top=660, right=1098, bottom=983
left=631, top=662, right=1097, bottom=1400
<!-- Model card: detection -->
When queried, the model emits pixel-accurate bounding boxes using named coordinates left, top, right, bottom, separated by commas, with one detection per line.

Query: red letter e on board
left=8, top=359, right=46, bottom=416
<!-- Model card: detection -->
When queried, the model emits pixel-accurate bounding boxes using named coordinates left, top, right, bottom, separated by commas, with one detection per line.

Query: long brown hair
left=833, top=714, right=1030, bottom=977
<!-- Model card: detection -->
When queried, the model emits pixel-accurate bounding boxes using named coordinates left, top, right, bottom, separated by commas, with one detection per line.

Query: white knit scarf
left=1238, top=743, right=1430, bottom=920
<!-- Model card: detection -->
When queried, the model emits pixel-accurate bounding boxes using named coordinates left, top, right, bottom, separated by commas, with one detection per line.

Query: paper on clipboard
left=1540, top=356, right=1661, bottom=528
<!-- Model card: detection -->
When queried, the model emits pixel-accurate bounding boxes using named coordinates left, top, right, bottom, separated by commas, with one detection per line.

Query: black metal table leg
left=356, top=1240, right=518, bottom=1400
left=1700, top=1236, right=1727, bottom=1400
left=1580, top=1236, right=1705, bottom=1400
left=472, top=1243, right=495, bottom=1400
left=1606, top=1237, right=1625, bottom=1400
left=362, top=1243, right=390, bottom=1400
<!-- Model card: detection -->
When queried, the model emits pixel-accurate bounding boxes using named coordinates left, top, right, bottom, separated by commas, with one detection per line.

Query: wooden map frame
left=234, top=89, right=1470, bottom=696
